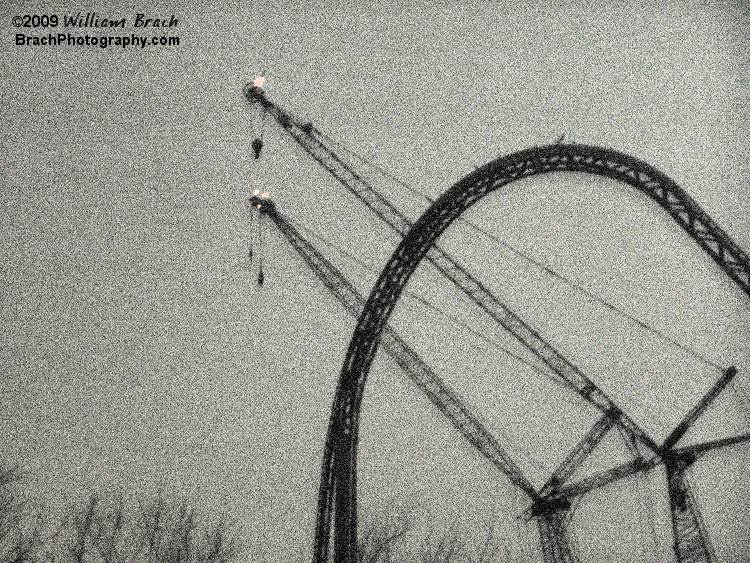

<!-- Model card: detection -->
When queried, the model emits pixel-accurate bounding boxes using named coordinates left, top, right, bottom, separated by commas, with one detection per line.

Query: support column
left=534, top=498, right=577, bottom=563
left=665, top=454, right=716, bottom=563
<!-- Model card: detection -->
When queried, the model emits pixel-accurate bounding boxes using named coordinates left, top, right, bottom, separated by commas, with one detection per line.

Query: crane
left=249, top=196, right=750, bottom=562
left=248, top=195, right=560, bottom=556
left=244, top=85, right=750, bottom=562
left=243, top=83, right=661, bottom=468
left=249, top=196, right=538, bottom=499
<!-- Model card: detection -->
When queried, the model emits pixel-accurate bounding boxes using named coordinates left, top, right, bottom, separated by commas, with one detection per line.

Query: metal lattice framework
left=314, top=144, right=750, bottom=562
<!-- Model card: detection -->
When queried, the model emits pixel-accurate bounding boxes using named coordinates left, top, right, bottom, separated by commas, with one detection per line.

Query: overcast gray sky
left=2, top=1, right=749, bottom=561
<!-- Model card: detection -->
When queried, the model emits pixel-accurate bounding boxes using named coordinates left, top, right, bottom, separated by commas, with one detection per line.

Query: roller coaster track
left=310, top=143, right=750, bottom=562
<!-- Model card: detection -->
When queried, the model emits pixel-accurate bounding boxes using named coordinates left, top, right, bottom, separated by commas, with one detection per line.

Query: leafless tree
left=0, top=467, right=242, bottom=563
left=0, top=464, right=46, bottom=562
left=357, top=505, right=512, bottom=563
left=418, top=525, right=468, bottom=563
left=357, top=506, right=414, bottom=563
left=56, top=489, right=243, bottom=563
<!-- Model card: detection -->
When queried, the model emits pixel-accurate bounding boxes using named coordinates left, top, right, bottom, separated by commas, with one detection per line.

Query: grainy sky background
left=2, top=1, right=749, bottom=561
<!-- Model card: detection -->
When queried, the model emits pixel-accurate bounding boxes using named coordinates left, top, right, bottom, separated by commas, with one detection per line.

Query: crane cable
left=301, top=138, right=700, bottom=428
left=286, top=216, right=569, bottom=473
left=513, top=498, right=532, bottom=562
left=251, top=104, right=267, bottom=160
left=633, top=467, right=659, bottom=561
left=252, top=101, right=265, bottom=141
left=257, top=207, right=265, bottom=286
left=617, top=420, right=657, bottom=557
left=248, top=206, right=255, bottom=263
left=260, top=105, right=267, bottom=142
left=288, top=217, right=584, bottom=408
left=288, top=216, right=546, bottom=374
left=312, top=129, right=726, bottom=372
left=288, top=216, right=678, bottom=426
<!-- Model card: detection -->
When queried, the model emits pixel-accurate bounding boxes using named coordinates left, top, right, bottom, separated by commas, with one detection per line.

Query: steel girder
left=310, top=143, right=750, bottom=562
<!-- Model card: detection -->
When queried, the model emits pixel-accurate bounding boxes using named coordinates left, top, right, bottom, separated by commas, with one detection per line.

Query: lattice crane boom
left=250, top=196, right=538, bottom=500
left=662, top=367, right=736, bottom=451
left=244, top=85, right=660, bottom=459
left=539, top=407, right=620, bottom=497
left=537, top=512, right=578, bottom=563
left=542, top=431, right=750, bottom=505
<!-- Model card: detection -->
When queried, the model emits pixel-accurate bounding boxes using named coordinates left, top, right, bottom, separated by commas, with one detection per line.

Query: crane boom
left=244, top=85, right=660, bottom=457
left=539, top=407, right=620, bottom=496
left=250, top=196, right=538, bottom=499
left=546, top=431, right=750, bottom=501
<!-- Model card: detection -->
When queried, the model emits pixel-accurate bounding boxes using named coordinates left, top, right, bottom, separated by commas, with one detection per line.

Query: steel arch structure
left=314, top=143, right=750, bottom=562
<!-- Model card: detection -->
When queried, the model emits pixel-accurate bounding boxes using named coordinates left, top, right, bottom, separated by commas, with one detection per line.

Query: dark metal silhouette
left=537, top=508, right=577, bottom=562
left=661, top=367, right=736, bottom=451
left=245, top=84, right=665, bottom=457
left=307, top=144, right=749, bottom=562
left=252, top=197, right=749, bottom=563
left=538, top=407, right=621, bottom=497
left=250, top=196, right=538, bottom=499
left=252, top=137, right=263, bottom=159
left=243, top=85, right=750, bottom=562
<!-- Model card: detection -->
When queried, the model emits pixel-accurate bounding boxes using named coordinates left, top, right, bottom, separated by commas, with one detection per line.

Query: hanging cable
left=257, top=208, right=265, bottom=286
left=291, top=209, right=682, bottom=431
left=639, top=470, right=660, bottom=561
left=252, top=106, right=265, bottom=160
left=633, top=469, right=650, bottom=562
left=283, top=215, right=590, bottom=471
left=458, top=222, right=725, bottom=372
left=288, top=216, right=606, bottom=415
left=289, top=219, right=539, bottom=366
left=248, top=204, right=255, bottom=263
left=312, top=130, right=725, bottom=371
left=261, top=105, right=267, bottom=142
left=514, top=502, right=532, bottom=562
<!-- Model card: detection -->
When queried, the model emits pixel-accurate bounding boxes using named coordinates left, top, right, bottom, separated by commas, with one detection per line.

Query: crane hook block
left=252, top=138, right=264, bottom=159
left=258, top=269, right=265, bottom=286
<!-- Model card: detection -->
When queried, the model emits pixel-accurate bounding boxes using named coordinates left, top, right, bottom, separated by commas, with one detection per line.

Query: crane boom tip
left=244, top=84, right=265, bottom=102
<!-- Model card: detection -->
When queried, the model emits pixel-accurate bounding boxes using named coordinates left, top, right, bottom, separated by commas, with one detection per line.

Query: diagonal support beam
left=550, top=430, right=750, bottom=501
left=538, top=431, right=750, bottom=563
left=552, top=456, right=660, bottom=500
left=661, top=367, right=737, bottom=451
left=676, top=431, right=750, bottom=459
left=539, top=407, right=620, bottom=496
